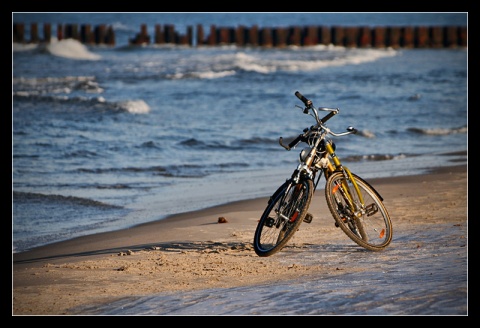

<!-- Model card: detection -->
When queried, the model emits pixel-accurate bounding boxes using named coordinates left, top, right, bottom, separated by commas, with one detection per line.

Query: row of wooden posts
left=13, top=23, right=467, bottom=48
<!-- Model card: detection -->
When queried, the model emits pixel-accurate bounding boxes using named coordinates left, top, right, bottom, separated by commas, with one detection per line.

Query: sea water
left=12, top=13, right=467, bottom=253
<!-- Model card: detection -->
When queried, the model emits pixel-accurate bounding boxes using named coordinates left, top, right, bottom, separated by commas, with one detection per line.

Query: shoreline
left=12, top=164, right=468, bottom=315
left=13, top=163, right=466, bottom=261
left=12, top=150, right=468, bottom=255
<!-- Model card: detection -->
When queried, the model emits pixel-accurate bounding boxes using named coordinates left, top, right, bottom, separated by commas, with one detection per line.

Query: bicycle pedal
left=303, top=213, right=313, bottom=224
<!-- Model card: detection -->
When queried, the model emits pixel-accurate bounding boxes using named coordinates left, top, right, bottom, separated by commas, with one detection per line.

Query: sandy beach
left=12, top=164, right=468, bottom=315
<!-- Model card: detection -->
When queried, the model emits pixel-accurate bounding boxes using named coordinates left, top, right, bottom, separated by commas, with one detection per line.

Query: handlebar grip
left=279, top=134, right=303, bottom=150
left=295, top=91, right=312, bottom=108
left=320, top=111, right=338, bottom=124
left=288, top=135, right=303, bottom=149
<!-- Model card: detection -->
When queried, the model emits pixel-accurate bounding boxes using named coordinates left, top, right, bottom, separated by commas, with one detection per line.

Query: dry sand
left=12, top=165, right=468, bottom=315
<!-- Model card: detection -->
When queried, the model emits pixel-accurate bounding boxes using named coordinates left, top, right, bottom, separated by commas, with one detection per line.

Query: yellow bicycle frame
left=324, top=141, right=365, bottom=208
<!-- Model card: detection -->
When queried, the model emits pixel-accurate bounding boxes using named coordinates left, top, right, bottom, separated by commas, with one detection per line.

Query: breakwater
left=13, top=23, right=467, bottom=48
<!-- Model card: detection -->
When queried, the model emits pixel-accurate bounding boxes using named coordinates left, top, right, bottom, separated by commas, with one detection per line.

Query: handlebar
left=278, top=91, right=357, bottom=150
left=295, top=91, right=312, bottom=108
left=295, top=91, right=339, bottom=124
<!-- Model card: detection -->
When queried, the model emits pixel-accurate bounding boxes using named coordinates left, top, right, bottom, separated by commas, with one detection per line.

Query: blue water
left=12, top=13, right=468, bottom=253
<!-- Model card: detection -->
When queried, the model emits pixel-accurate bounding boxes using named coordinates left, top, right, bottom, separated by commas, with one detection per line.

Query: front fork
left=322, top=142, right=364, bottom=214
left=277, top=166, right=313, bottom=226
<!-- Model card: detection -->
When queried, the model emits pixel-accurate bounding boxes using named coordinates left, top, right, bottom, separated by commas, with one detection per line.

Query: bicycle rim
left=253, top=179, right=313, bottom=257
left=325, top=171, right=393, bottom=251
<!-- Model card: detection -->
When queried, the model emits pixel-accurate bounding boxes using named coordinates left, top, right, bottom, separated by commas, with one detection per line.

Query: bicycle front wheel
left=325, top=171, right=393, bottom=251
left=253, top=178, right=314, bottom=257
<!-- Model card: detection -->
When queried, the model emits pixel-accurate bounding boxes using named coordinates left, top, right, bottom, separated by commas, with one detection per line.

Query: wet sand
left=12, top=165, right=468, bottom=315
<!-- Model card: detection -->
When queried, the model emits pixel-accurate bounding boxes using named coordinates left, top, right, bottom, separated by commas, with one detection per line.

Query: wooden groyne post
left=13, top=23, right=115, bottom=45
left=107, top=24, right=470, bottom=48
left=13, top=23, right=467, bottom=48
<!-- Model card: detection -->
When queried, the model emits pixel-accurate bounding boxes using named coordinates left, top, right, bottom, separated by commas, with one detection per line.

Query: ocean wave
left=178, top=136, right=280, bottom=151
left=13, top=38, right=103, bottom=60
left=116, top=100, right=150, bottom=113
left=76, top=162, right=250, bottom=178
left=13, top=191, right=122, bottom=209
left=232, top=47, right=398, bottom=74
left=166, top=70, right=237, bottom=79
left=46, top=38, right=101, bottom=60
left=343, top=153, right=409, bottom=162
left=408, top=125, right=467, bottom=135
left=12, top=42, right=38, bottom=52
left=13, top=75, right=150, bottom=114
left=102, top=46, right=399, bottom=81
left=13, top=76, right=104, bottom=94
left=67, top=150, right=99, bottom=158
left=139, top=141, right=161, bottom=149
left=13, top=92, right=150, bottom=114
left=356, top=129, right=376, bottom=138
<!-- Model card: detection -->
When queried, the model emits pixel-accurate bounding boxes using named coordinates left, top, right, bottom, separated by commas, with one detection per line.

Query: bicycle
left=253, top=91, right=393, bottom=257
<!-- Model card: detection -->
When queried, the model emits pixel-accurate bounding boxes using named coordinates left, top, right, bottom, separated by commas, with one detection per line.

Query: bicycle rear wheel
left=325, top=171, right=392, bottom=251
left=253, top=178, right=313, bottom=257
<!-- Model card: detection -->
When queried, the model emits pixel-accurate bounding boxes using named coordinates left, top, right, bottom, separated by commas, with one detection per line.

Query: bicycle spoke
left=326, top=172, right=392, bottom=251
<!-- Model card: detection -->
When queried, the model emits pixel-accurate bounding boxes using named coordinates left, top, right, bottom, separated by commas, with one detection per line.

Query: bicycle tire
left=253, top=178, right=314, bottom=257
left=325, top=171, right=393, bottom=251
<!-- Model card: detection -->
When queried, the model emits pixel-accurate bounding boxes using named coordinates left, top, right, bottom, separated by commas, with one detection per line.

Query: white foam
left=12, top=42, right=38, bottom=52
left=46, top=38, right=101, bottom=60
left=118, top=100, right=150, bottom=114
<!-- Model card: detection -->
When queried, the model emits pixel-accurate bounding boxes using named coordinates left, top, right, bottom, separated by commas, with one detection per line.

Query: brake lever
left=295, top=104, right=309, bottom=114
left=278, top=137, right=290, bottom=150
